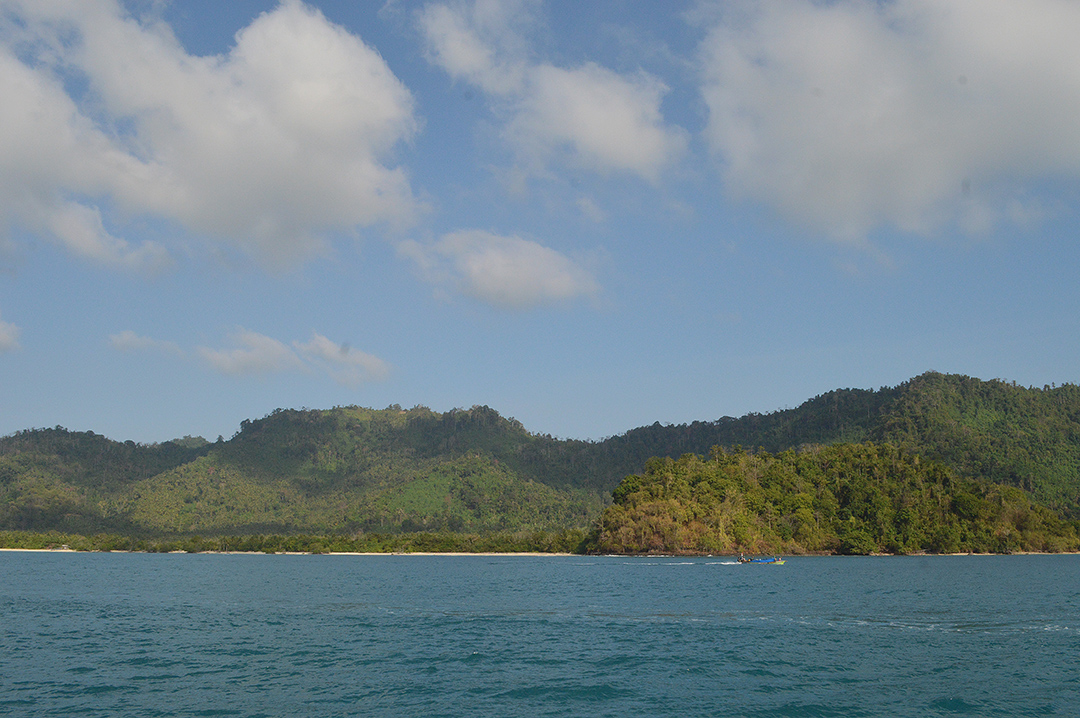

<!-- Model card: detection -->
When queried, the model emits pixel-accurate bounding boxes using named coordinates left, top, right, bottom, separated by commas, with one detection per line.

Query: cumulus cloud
left=295, top=332, right=391, bottom=385
left=0, top=0, right=419, bottom=268
left=0, top=41, right=171, bottom=274
left=699, top=0, right=1080, bottom=242
left=0, top=312, right=21, bottom=352
left=400, top=229, right=599, bottom=309
left=510, top=63, right=685, bottom=181
left=417, top=0, right=530, bottom=95
left=418, top=0, right=685, bottom=182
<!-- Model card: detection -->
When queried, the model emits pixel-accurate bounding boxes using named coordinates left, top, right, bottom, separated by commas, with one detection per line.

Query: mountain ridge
left=3, top=371, right=1080, bottom=538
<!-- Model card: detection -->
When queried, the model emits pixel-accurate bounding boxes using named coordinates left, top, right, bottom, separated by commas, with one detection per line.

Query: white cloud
left=0, top=42, right=171, bottom=274
left=417, top=1, right=529, bottom=95
left=511, top=63, right=686, bottom=182
left=0, top=312, right=21, bottom=352
left=0, top=0, right=419, bottom=268
left=109, top=330, right=182, bottom=355
left=400, top=229, right=599, bottom=309
left=295, top=332, right=391, bottom=385
left=419, top=0, right=685, bottom=182
left=47, top=203, right=172, bottom=273
left=197, top=329, right=305, bottom=376
left=699, top=0, right=1080, bottom=242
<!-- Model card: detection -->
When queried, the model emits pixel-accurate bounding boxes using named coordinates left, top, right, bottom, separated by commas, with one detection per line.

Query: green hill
left=0, top=406, right=603, bottom=536
left=573, top=371, right=1080, bottom=513
left=3, top=372, right=1080, bottom=544
left=591, top=443, right=1079, bottom=555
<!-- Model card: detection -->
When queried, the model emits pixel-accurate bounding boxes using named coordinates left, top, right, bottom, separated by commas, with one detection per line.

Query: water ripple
left=2, top=553, right=1078, bottom=717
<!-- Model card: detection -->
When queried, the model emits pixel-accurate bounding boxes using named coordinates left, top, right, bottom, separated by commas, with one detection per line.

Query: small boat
left=737, top=555, right=785, bottom=565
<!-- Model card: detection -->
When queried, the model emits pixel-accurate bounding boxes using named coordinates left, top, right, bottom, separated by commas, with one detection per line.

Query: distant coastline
left=5, top=374, right=1080, bottom=557
left=0, top=546, right=574, bottom=556
left=3, top=547, right=1077, bottom=557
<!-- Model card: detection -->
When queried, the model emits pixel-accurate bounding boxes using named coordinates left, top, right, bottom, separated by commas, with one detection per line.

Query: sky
left=2, top=0, right=1080, bottom=444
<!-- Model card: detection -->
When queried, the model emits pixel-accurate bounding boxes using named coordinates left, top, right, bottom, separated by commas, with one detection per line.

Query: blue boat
left=737, top=555, right=785, bottom=565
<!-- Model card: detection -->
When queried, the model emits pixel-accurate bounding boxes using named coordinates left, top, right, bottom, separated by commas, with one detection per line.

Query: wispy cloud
left=109, top=330, right=182, bottom=355
left=295, top=332, right=391, bottom=386
left=0, top=0, right=419, bottom=269
left=111, top=326, right=391, bottom=384
left=400, top=229, right=599, bottom=309
left=698, top=0, right=1080, bottom=242
left=577, top=196, right=606, bottom=223
left=196, top=329, right=306, bottom=376
left=0, top=312, right=21, bottom=352
left=45, top=204, right=173, bottom=275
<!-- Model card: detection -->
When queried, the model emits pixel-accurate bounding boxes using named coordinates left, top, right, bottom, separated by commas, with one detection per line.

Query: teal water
left=1, top=553, right=1078, bottom=717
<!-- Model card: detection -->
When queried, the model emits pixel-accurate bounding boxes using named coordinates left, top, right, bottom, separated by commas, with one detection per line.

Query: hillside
left=0, top=406, right=603, bottom=536
left=3, top=371, right=1080, bottom=539
left=576, top=371, right=1080, bottom=513
left=590, top=443, right=1079, bottom=555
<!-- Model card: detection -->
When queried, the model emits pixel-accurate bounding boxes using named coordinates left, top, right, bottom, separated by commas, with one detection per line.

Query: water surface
left=2, top=553, right=1078, bottom=717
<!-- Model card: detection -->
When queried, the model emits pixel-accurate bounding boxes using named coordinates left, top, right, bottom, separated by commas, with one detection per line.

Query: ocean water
left=1, top=552, right=1078, bottom=717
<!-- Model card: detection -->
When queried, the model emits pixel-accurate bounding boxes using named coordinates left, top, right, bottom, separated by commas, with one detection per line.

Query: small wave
left=498, top=682, right=628, bottom=701
left=743, top=702, right=872, bottom=718
left=797, top=614, right=1077, bottom=635
left=929, top=697, right=983, bottom=714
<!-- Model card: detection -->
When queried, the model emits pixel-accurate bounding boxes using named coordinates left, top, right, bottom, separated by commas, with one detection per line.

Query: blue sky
left=2, top=0, right=1079, bottom=444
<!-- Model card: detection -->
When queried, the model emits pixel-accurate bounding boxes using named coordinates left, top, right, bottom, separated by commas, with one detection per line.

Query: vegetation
left=3, top=372, right=1080, bottom=553
left=578, top=372, right=1080, bottom=514
left=589, top=444, right=1080, bottom=555
left=0, top=408, right=604, bottom=537
left=0, top=528, right=589, bottom=554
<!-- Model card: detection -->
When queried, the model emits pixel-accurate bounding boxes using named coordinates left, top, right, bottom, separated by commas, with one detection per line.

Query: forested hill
left=2, top=371, right=1080, bottom=537
left=592, top=444, right=1079, bottom=556
left=0, top=406, right=606, bottom=536
left=597, top=371, right=1080, bottom=512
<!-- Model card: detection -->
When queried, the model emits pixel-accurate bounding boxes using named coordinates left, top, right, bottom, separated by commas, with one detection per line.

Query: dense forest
left=2, top=371, right=1080, bottom=552
left=576, top=372, right=1080, bottom=513
left=0, top=407, right=603, bottom=536
left=0, top=528, right=590, bottom=555
left=591, top=444, right=1079, bottom=555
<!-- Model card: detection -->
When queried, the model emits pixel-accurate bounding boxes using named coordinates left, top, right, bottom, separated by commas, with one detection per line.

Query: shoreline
left=2, top=547, right=1077, bottom=557
left=0, top=547, right=574, bottom=556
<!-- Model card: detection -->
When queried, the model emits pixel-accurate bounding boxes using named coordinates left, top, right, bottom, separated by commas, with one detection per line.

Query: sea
left=1, top=552, right=1078, bottom=718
